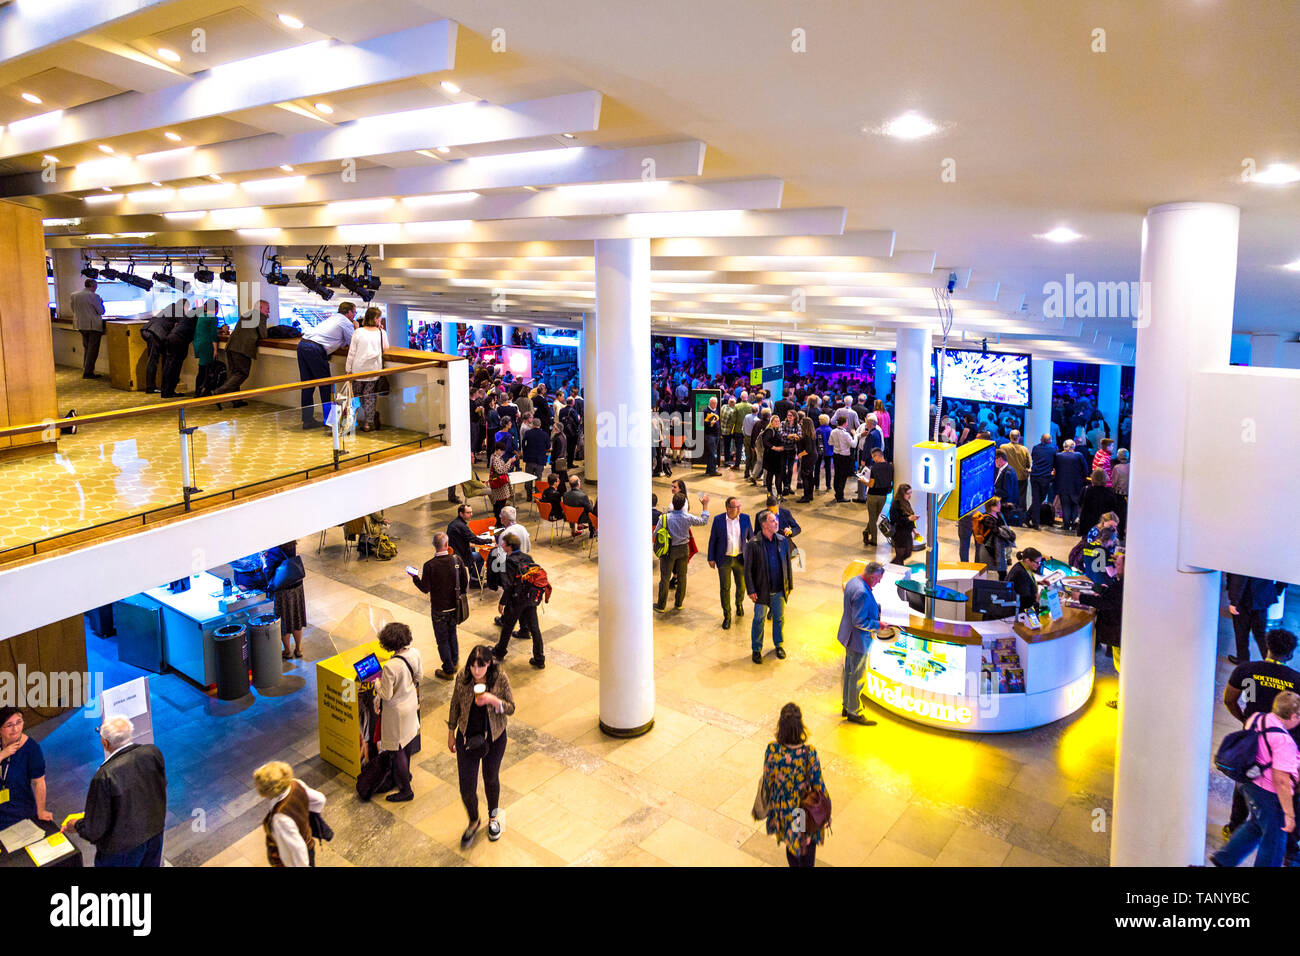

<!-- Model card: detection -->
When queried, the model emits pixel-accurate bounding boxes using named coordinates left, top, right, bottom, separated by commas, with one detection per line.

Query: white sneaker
left=488, top=808, right=503, bottom=841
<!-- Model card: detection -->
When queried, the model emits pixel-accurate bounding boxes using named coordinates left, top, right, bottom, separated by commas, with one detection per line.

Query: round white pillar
left=874, top=349, right=893, bottom=400
left=892, top=329, right=931, bottom=489
left=706, top=339, right=722, bottom=376
left=1026, top=358, right=1054, bottom=447
left=595, top=238, right=654, bottom=736
left=1098, top=363, right=1121, bottom=442
left=675, top=336, right=691, bottom=361
left=762, top=341, right=784, bottom=402
left=442, top=320, right=458, bottom=355
left=583, top=312, right=598, bottom=482
left=798, top=344, right=813, bottom=375
left=230, top=246, right=280, bottom=324
left=1112, top=202, right=1239, bottom=866
left=386, top=303, right=409, bottom=349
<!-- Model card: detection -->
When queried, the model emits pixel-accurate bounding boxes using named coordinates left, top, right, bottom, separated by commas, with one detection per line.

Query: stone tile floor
left=28, top=458, right=1292, bottom=866
left=0, top=369, right=424, bottom=551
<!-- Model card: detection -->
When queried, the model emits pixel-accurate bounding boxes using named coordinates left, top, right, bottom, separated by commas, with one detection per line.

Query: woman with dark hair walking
left=756, top=702, right=829, bottom=867
left=447, top=644, right=516, bottom=847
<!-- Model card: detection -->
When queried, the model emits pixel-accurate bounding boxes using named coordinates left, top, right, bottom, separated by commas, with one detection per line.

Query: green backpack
left=653, top=515, right=672, bottom=558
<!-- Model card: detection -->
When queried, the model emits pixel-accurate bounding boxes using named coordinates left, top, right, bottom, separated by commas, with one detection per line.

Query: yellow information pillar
left=316, top=640, right=390, bottom=776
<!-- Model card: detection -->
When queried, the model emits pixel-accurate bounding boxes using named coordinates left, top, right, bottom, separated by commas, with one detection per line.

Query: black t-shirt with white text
left=1228, top=660, right=1300, bottom=742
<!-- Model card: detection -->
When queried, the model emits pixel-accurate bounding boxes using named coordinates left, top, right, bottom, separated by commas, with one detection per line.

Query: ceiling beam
left=0, top=21, right=459, bottom=161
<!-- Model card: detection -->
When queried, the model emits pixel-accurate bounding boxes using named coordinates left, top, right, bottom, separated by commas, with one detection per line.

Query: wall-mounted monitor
left=937, top=348, right=1032, bottom=407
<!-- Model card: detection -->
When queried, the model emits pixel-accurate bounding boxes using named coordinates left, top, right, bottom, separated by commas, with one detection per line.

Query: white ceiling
left=4, top=0, right=1296, bottom=362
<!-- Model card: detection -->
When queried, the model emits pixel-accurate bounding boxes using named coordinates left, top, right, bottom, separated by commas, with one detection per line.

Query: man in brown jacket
left=214, top=297, right=270, bottom=405
left=998, top=430, right=1032, bottom=512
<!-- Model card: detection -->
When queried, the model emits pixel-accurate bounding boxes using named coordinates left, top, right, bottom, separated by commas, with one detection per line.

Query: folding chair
left=561, top=503, right=588, bottom=545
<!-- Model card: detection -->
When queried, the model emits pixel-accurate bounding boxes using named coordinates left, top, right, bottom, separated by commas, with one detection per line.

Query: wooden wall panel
left=0, top=615, right=90, bottom=728
left=0, top=200, right=58, bottom=450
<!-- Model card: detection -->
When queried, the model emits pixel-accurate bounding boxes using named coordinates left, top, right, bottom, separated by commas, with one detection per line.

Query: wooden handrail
left=0, top=358, right=451, bottom=441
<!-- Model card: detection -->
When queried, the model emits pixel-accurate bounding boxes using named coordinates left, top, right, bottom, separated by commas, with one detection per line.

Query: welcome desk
left=843, top=561, right=1096, bottom=732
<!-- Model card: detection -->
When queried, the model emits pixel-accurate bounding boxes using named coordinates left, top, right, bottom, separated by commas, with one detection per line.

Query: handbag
left=489, top=472, right=510, bottom=490
left=309, top=810, right=333, bottom=842
left=751, top=776, right=770, bottom=821
left=269, top=554, right=306, bottom=591
left=453, top=557, right=471, bottom=624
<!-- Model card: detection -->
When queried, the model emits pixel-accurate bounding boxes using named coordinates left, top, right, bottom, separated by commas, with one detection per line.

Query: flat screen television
left=957, top=444, right=996, bottom=519
left=937, top=348, right=1032, bottom=407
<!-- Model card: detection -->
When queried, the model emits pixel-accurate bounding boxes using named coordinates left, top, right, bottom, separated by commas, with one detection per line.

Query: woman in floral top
left=760, top=702, right=828, bottom=867
left=487, top=440, right=517, bottom=524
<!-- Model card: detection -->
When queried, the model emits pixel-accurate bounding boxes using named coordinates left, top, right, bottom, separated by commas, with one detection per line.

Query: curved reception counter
left=843, top=560, right=1096, bottom=733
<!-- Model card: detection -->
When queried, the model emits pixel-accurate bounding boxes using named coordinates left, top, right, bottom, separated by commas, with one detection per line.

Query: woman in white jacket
left=346, top=306, right=386, bottom=431
left=374, top=622, right=423, bottom=802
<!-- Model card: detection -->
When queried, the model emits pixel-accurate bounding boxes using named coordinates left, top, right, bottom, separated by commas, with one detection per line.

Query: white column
left=892, top=329, right=931, bottom=489
left=1098, top=363, right=1121, bottom=442
left=875, top=349, right=893, bottom=401
left=706, top=339, right=721, bottom=375
left=584, top=311, right=599, bottom=482
left=676, top=336, right=691, bottom=362
left=386, top=303, right=409, bottom=349
left=575, top=328, right=585, bottom=390
left=230, top=246, right=279, bottom=323
left=1112, top=202, right=1238, bottom=866
left=595, top=237, right=654, bottom=737
left=1026, top=358, right=1054, bottom=446
left=52, top=248, right=82, bottom=318
left=442, top=320, right=458, bottom=354
left=1249, top=333, right=1281, bottom=368
left=762, top=341, right=783, bottom=402
left=798, top=344, right=814, bottom=375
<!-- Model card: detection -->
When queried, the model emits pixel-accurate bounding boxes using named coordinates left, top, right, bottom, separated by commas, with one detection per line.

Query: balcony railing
left=0, top=355, right=455, bottom=565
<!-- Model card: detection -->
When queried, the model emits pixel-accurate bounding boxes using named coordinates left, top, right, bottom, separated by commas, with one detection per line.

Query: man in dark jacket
left=520, top=416, right=550, bottom=496
left=447, top=503, right=493, bottom=581
left=1226, top=574, right=1285, bottom=664
left=707, top=496, right=753, bottom=629
left=141, top=304, right=178, bottom=394
left=492, top=534, right=545, bottom=668
left=411, top=532, right=469, bottom=679
left=62, top=716, right=166, bottom=866
left=753, top=495, right=801, bottom=540
left=993, top=449, right=1020, bottom=515
left=1052, top=439, right=1090, bottom=531
left=561, top=475, right=595, bottom=538
left=214, top=297, right=269, bottom=404
left=1027, top=433, right=1056, bottom=528
left=158, top=300, right=197, bottom=398
left=744, top=511, right=794, bottom=664
left=559, top=399, right=582, bottom=464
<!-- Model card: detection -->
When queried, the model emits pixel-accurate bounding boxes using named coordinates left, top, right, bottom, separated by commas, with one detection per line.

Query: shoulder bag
left=798, top=748, right=832, bottom=833
left=395, top=653, right=422, bottom=756
left=452, top=556, right=471, bottom=624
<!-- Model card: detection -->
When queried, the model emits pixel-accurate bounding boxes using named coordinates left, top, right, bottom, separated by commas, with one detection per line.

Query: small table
left=508, top=471, right=537, bottom=512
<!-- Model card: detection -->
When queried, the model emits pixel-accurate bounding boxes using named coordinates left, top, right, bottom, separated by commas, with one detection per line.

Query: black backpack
left=1215, top=712, right=1289, bottom=784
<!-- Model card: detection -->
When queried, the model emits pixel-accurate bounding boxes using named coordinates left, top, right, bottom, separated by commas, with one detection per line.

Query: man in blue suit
left=707, top=496, right=753, bottom=629
left=1052, top=439, right=1090, bottom=531
left=993, top=449, right=1020, bottom=517
left=1027, top=433, right=1057, bottom=529
left=837, top=561, right=885, bottom=725
left=753, top=494, right=801, bottom=541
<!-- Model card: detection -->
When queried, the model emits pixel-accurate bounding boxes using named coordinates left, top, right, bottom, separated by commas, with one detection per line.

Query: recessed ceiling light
left=163, top=131, right=182, bottom=142
left=97, top=144, right=115, bottom=154
left=157, top=47, right=181, bottom=63
left=1253, top=163, right=1300, bottom=185
left=880, top=112, right=938, bottom=140
left=435, top=146, right=450, bottom=154
left=279, top=164, right=294, bottom=172
left=277, top=13, right=303, bottom=28
left=21, top=92, right=42, bottom=105
left=314, top=102, right=333, bottom=115
left=42, top=154, right=58, bottom=163
left=1038, top=226, right=1084, bottom=243
left=83, top=193, right=122, bottom=204
left=440, top=80, right=460, bottom=94
left=208, top=173, right=223, bottom=181
left=1284, top=259, right=1300, bottom=272
left=151, top=181, right=163, bottom=187
left=164, top=210, right=207, bottom=221
left=561, top=133, right=577, bottom=139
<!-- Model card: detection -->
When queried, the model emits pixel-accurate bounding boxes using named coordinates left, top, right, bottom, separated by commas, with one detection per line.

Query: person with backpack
left=654, top=492, right=711, bottom=612
left=1221, top=629, right=1300, bottom=845
left=754, top=703, right=829, bottom=867
left=1211, top=690, right=1300, bottom=867
left=492, top=533, right=547, bottom=668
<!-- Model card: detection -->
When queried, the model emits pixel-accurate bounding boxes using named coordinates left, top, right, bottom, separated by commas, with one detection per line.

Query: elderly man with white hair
left=1052, top=437, right=1090, bottom=532
left=62, top=715, right=167, bottom=867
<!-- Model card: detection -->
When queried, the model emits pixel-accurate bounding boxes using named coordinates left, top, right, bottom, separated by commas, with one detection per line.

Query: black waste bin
left=212, top=624, right=250, bottom=700
left=248, top=614, right=282, bottom=691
